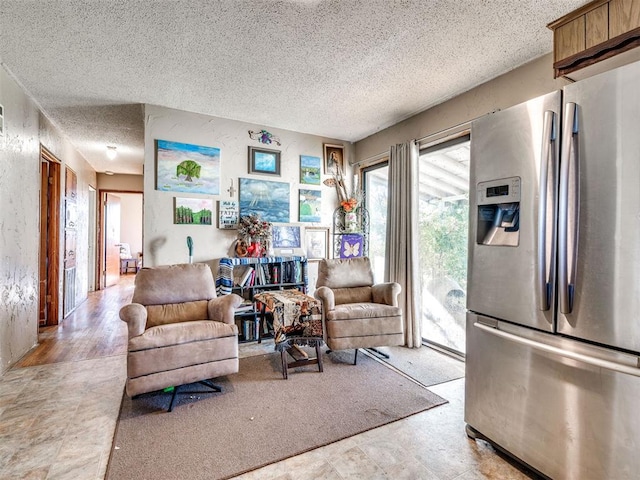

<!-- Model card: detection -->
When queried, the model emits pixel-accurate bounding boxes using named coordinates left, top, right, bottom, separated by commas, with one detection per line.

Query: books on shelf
left=233, top=265, right=254, bottom=287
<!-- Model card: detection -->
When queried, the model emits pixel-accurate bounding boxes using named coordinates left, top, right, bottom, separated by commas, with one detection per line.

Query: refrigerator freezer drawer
left=465, top=312, right=640, bottom=480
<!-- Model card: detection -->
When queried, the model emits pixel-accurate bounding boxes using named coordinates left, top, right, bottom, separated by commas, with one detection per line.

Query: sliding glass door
left=362, top=163, right=389, bottom=284
left=418, top=136, right=470, bottom=355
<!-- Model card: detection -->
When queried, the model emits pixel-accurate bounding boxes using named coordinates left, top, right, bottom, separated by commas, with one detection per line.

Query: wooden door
left=39, top=162, right=49, bottom=326
left=104, top=193, right=121, bottom=287
left=38, top=151, right=61, bottom=326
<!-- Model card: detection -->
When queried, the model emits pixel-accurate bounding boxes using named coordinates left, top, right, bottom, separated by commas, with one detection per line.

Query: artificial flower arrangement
left=236, top=214, right=272, bottom=257
left=237, top=214, right=272, bottom=240
left=323, top=168, right=363, bottom=232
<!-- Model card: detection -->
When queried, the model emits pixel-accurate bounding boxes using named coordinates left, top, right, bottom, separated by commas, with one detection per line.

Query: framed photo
left=323, top=143, right=344, bottom=174
left=155, top=139, right=220, bottom=194
left=239, top=177, right=290, bottom=223
left=339, top=233, right=364, bottom=259
left=248, top=146, right=281, bottom=176
left=174, top=197, right=213, bottom=225
left=305, top=227, right=329, bottom=261
left=300, top=155, right=321, bottom=185
left=299, top=189, right=321, bottom=222
left=272, top=223, right=304, bottom=255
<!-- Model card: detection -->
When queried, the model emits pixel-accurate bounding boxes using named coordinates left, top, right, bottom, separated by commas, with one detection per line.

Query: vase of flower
left=345, top=211, right=358, bottom=232
left=247, top=238, right=263, bottom=257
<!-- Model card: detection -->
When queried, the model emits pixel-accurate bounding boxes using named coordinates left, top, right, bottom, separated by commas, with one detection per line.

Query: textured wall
left=143, top=104, right=353, bottom=268
left=355, top=53, right=570, bottom=162
left=0, top=67, right=40, bottom=373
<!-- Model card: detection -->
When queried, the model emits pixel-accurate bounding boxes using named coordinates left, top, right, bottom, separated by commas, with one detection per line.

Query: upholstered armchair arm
left=208, top=294, right=243, bottom=324
left=372, top=282, right=401, bottom=307
left=314, top=286, right=336, bottom=312
left=119, top=303, right=148, bottom=340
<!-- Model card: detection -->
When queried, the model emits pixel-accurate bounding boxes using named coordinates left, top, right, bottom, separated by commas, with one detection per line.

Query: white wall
left=118, top=193, right=143, bottom=257
left=0, top=67, right=41, bottom=373
left=143, top=104, right=352, bottom=269
left=0, top=66, right=97, bottom=374
left=355, top=53, right=570, bottom=162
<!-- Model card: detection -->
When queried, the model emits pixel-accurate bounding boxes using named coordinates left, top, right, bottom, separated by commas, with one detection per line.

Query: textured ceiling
left=0, top=0, right=586, bottom=175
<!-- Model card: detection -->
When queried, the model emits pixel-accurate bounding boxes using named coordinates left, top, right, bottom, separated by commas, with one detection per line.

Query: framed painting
left=300, top=155, right=321, bottom=185
left=174, top=197, right=213, bottom=225
left=299, top=189, right=321, bottom=223
left=323, top=143, right=344, bottom=174
left=248, top=146, right=281, bottom=176
left=339, top=233, right=364, bottom=259
left=305, top=227, right=329, bottom=261
left=272, top=223, right=304, bottom=256
left=239, top=177, right=290, bottom=223
left=156, top=139, right=221, bottom=194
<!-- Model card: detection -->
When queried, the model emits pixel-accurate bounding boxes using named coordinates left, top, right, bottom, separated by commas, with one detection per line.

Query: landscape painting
left=299, top=189, right=321, bottom=222
left=300, top=155, right=321, bottom=185
left=156, top=139, right=221, bottom=194
left=174, top=197, right=213, bottom=225
left=239, top=178, right=290, bottom=223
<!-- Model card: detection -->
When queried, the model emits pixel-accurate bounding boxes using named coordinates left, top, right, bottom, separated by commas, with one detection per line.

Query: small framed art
left=339, top=233, right=363, bottom=259
left=299, top=189, right=321, bottom=222
left=272, top=223, right=304, bottom=256
left=217, top=200, right=239, bottom=229
left=305, top=227, right=329, bottom=260
left=300, top=155, right=321, bottom=185
left=174, top=197, right=213, bottom=225
left=248, top=146, right=281, bottom=176
left=323, top=143, right=344, bottom=174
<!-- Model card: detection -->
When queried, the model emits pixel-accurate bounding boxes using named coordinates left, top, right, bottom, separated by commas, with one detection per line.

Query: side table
left=253, top=289, right=323, bottom=379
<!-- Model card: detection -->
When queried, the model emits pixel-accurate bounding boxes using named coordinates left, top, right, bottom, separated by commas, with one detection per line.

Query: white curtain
left=385, top=141, right=421, bottom=348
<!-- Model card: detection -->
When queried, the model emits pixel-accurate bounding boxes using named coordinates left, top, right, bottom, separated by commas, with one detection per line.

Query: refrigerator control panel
left=476, top=177, right=521, bottom=205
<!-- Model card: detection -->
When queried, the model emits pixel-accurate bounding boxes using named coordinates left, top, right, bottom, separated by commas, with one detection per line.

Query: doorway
left=39, top=147, right=61, bottom=326
left=418, top=135, right=470, bottom=355
left=87, top=186, right=97, bottom=292
left=98, top=190, right=143, bottom=289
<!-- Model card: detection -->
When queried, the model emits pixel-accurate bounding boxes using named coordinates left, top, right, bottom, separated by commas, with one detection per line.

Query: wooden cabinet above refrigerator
left=548, top=0, right=640, bottom=78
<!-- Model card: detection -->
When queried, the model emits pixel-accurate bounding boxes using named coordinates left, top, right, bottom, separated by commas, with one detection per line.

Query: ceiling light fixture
left=104, top=170, right=115, bottom=176
left=106, top=145, right=117, bottom=160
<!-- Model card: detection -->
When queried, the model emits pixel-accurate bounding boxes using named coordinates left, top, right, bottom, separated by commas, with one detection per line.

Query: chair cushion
left=326, top=302, right=401, bottom=321
left=146, top=300, right=209, bottom=328
left=132, top=263, right=217, bottom=305
left=317, top=258, right=374, bottom=289
left=129, top=320, right=237, bottom=351
left=332, top=286, right=373, bottom=305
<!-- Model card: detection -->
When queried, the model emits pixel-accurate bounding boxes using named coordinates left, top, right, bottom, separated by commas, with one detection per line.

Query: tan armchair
left=314, top=257, right=404, bottom=364
left=119, top=263, right=242, bottom=411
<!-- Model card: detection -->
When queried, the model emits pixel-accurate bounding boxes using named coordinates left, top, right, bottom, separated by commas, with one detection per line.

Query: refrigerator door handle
left=558, top=102, right=579, bottom=314
left=474, top=322, right=640, bottom=377
left=537, top=110, right=557, bottom=311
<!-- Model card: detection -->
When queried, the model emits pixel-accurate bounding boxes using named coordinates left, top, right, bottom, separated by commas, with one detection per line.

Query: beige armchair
left=314, top=257, right=404, bottom=364
left=119, top=263, right=242, bottom=411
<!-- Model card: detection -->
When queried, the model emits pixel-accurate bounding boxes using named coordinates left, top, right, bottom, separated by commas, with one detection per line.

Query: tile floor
left=0, top=279, right=538, bottom=480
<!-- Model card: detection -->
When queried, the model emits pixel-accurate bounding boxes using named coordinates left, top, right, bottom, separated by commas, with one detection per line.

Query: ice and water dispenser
left=476, top=176, right=521, bottom=247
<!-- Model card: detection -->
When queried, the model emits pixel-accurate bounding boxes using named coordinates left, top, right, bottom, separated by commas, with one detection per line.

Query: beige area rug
left=107, top=349, right=447, bottom=480
left=374, top=345, right=466, bottom=387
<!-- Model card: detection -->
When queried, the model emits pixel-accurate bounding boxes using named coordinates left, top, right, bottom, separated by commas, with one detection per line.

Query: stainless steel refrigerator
left=465, top=59, right=640, bottom=480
